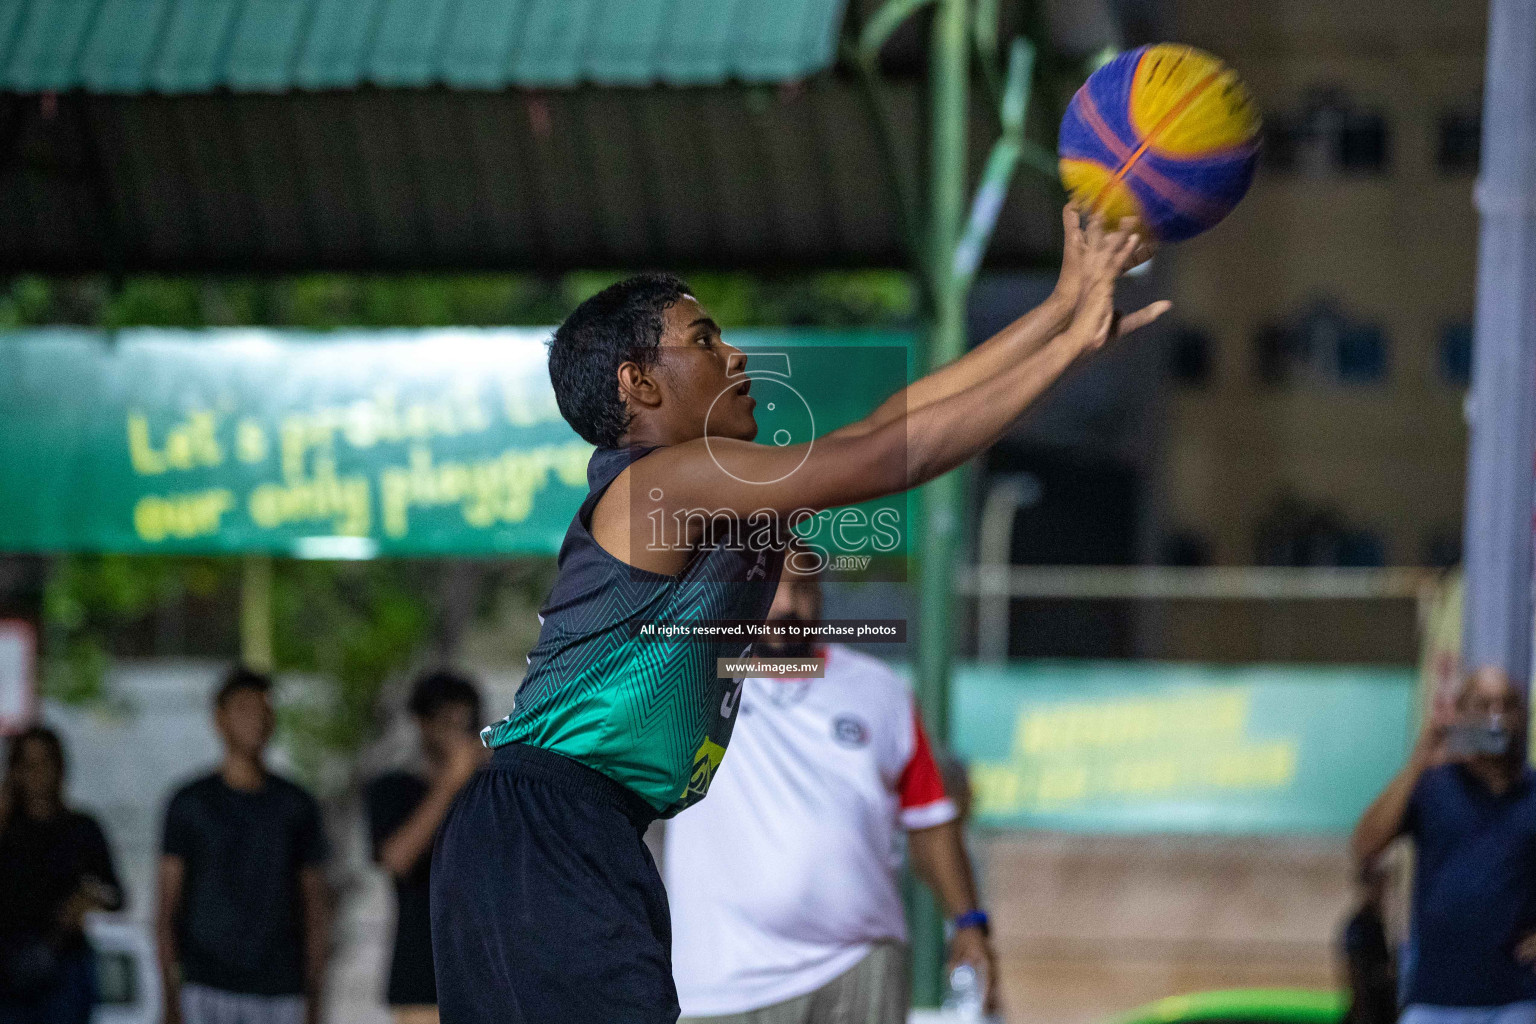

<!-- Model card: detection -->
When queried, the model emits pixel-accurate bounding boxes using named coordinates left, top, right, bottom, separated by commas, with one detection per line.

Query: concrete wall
left=986, top=833, right=1352, bottom=1024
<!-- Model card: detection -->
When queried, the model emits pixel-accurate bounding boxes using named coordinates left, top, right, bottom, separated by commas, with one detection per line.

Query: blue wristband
left=949, top=910, right=990, bottom=937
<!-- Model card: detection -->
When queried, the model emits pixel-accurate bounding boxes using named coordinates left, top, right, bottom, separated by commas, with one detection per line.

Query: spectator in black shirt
left=366, top=671, right=487, bottom=1024
left=156, top=669, right=330, bottom=1024
left=0, top=726, right=123, bottom=1024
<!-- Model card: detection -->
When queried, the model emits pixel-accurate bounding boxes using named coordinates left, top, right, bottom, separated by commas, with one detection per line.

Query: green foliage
left=269, top=559, right=432, bottom=781
left=41, top=554, right=239, bottom=704
left=1, top=271, right=916, bottom=332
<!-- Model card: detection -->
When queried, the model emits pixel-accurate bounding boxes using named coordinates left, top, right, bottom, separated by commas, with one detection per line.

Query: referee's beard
left=757, top=616, right=814, bottom=659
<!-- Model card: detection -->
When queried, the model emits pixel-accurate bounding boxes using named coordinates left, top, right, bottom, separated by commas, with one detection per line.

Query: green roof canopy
left=1, top=0, right=847, bottom=94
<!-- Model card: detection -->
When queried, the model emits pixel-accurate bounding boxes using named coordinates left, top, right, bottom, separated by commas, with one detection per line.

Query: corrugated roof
left=0, top=86, right=1063, bottom=273
left=0, top=0, right=848, bottom=94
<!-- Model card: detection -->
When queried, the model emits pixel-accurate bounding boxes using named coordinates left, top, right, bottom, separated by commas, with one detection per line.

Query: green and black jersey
left=482, top=445, right=785, bottom=817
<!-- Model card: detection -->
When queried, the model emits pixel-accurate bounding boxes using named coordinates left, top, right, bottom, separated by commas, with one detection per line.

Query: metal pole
left=911, top=0, right=970, bottom=1007
left=977, top=475, right=1040, bottom=662
left=1462, top=0, right=1536, bottom=686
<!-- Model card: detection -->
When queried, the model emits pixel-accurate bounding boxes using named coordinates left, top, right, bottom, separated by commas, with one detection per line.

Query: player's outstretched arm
left=635, top=218, right=1167, bottom=523
left=843, top=206, right=1157, bottom=440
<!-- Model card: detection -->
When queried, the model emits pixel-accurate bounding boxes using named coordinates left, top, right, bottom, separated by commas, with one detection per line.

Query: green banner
left=952, top=661, right=1415, bottom=834
left=0, top=328, right=910, bottom=557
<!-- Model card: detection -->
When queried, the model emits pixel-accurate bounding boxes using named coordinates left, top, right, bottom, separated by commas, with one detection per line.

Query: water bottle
left=940, top=962, right=1000, bottom=1023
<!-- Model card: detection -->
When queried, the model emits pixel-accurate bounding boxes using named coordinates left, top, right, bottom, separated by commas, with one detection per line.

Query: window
left=1262, top=89, right=1390, bottom=175
left=1159, top=530, right=1211, bottom=567
left=1334, top=530, right=1386, bottom=568
left=1339, top=112, right=1389, bottom=172
left=1424, top=528, right=1462, bottom=569
left=1437, top=110, right=1480, bottom=174
left=1167, top=325, right=1213, bottom=385
left=1254, top=299, right=1389, bottom=385
left=1439, top=321, right=1473, bottom=386
left=1254, top=496, right=1386, bottom=567
left=1337, top=324, right=1387, bottom=383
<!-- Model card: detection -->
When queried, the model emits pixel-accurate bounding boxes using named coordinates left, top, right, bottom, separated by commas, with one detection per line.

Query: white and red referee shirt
left=664, top=643, right=958, bottom=1016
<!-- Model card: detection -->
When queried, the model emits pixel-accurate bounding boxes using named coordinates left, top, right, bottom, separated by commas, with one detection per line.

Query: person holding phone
left=1352, top=666, right=1536, bottom=1024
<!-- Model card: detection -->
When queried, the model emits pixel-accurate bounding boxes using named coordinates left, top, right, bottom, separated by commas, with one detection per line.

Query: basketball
left=1058, top=44, right=1261, bottom=243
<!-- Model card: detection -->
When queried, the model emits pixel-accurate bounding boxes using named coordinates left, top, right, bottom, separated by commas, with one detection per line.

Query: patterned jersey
left=482, top=445, right=785, bottom=817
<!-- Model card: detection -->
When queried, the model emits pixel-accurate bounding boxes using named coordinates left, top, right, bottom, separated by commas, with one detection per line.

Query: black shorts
left=430, top=743, right=675, bottom=1024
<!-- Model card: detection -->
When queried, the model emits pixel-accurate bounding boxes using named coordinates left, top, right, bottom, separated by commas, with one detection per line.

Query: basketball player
left=429, top=209, right=1166, bottom=1024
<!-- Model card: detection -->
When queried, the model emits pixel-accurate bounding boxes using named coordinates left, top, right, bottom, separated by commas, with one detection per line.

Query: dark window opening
left=1261, top=89, right=1390, bottom=175
left=1337, top=324, right=1387, bottom=383
left=1159, top=531, right=1212, bottom=567
left=1254, top=299, right=1389, bottom=386
left=1425, top=528, right=1462, bottom=569
left=1439, top=321, right=1473, bottom=386
left=1255, top=496, right=1386, bottom=567
left=1437, top=110, right=1481, bottom=174
left=1168, top=326, right=1214, bottom=385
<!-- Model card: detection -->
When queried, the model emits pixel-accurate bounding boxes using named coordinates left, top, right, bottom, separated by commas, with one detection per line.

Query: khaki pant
left=392, top=1008, right=439, bottom=1024
left=680, top=942, right=909, bottom=1024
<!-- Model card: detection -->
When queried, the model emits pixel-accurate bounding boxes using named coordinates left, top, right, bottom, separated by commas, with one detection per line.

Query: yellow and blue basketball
left=1058, top=44, right=1261, bottom=243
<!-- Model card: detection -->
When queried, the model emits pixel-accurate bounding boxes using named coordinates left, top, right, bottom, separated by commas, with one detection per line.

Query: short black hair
left=407, top=669, right=483, bottom=724
left=214, top=666, right=272, bottom=709
left=547, top=273, right=693, bottom=447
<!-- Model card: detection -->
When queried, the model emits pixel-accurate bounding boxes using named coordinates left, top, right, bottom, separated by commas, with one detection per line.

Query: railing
left=955, top=564, right=1443, bottom=663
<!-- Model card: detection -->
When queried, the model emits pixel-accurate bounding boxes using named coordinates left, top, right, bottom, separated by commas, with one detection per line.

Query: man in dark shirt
left=156, top=669, right=330, bottom=1024
left=1353, top=666, right=1536, bottom=1024
left=366, top=671, right=487, bottom=1024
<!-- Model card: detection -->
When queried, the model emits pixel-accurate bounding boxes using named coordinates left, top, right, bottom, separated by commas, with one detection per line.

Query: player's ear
left=616, top=360, right=664, bottom=411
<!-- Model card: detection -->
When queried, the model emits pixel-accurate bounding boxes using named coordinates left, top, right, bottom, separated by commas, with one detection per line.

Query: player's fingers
left=1118, top=231, right=1142, bottom=270
left=1084, top=212, right=1105, bottom=250
left=1117, top=300, right=1173, bottom=335
left=1101, top=222, right=1134, bottom=257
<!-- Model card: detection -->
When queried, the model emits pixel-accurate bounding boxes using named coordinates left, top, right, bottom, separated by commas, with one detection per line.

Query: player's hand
left=1063, top=215, right=1171, bottom=353
left=1051, top=203, right=1089, bottom=308
left=1516, top=932, right=1536, bottom=965
left=948, top=926, right=1000, bottom=1013
left=1053, top=206, right=1158, bottom=309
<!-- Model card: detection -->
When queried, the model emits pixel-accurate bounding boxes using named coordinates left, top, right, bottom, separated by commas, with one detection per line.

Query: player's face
left=653, top=296, right=757, bottom=443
